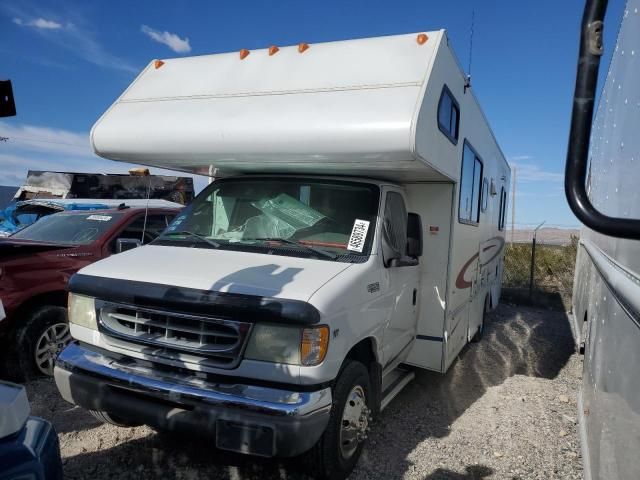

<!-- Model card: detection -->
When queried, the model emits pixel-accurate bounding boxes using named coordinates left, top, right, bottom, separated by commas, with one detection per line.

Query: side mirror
left=116, top=238, right=142, bottom=253
left=0, top=80, right=17, bottom=118
left=407, top=212, right=423, bottom=258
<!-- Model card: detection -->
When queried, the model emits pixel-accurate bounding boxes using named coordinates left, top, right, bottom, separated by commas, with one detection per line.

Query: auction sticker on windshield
left=86, top=215, right=112, bottom=221
left=347, top=219, right=370, bottom=253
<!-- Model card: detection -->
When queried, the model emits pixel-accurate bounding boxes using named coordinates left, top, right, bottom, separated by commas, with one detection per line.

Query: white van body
left=55, top=30, right=510, bottom=475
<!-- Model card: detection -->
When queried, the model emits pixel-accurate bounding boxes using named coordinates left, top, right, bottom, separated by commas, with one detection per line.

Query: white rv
left=54, top=31, right=510, bottom=479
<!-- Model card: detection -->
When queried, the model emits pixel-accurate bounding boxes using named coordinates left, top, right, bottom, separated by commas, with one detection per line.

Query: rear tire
left=89, top=410, right=142, bottom=427
left=7, top=305, right=70, bottom=381
left=307, top=360, right=372, bottom=480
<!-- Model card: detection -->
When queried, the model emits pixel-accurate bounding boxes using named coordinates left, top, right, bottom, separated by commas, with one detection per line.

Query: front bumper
left=54, top=343, right=332, bottom=457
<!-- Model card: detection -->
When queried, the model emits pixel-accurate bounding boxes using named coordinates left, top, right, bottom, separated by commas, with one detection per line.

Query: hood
left=0, top=238, right=77, bottom=260
left=78, top=245, right=352, bottom=302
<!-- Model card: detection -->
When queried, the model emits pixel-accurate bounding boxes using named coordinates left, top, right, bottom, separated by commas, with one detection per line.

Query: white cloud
left=509, top=161, right=564, bottom=182
left=0, top=121, right=89, bottom=157
left=0, top=123, right=208, bottom=191
left=6, top=6, right=138, bottom=74
left=13, top=17, right=62, bottom=29
left=141, top=25, right=191, bottom=53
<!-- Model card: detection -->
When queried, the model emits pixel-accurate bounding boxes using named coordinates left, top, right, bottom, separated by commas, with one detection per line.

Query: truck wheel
left=308, top=360, right=372, bottom=480
left=9, top=305, right=71, bottom=381
left=471, top=296, right=490, bottom=343
left=89, top=410, right=142, bottom=427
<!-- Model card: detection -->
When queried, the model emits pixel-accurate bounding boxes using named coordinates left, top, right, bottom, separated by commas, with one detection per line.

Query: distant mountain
left=506, top=227, right=580, bottom=245
left=0, top=185, right=17, bottom=209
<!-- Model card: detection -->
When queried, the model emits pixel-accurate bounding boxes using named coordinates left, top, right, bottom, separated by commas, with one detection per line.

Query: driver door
left=380, top=189, right=421, bottom=365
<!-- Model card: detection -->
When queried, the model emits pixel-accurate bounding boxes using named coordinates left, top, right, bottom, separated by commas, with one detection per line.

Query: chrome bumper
left=55, top=343, right=332, bottom=457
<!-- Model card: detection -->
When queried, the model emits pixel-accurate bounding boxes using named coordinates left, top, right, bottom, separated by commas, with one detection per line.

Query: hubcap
left=34, top=323, right=71, bottom=376
left=339, top=385, right=371, bottom=459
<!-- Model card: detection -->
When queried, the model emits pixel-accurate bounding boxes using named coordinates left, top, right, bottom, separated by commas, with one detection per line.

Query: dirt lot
left=24, top=304, right=582, bottom=479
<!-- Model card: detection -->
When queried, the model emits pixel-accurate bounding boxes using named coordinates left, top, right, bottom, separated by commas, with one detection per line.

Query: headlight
left=68, top=293, right=97, bottom=330
left=245, top=324, right=329, bottom=366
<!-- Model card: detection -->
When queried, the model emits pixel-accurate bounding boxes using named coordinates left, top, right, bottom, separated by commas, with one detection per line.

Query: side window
left=383, top=192, right=408, bottom=259
left=481, top=178, right=489, bottom=212
left=113, top=214, right=175, bottom=249
left=498, top=187, right=507, bottom=231
left=459, top=142, right=483, bottom=225
left=437, top=86, right=460, bottom=144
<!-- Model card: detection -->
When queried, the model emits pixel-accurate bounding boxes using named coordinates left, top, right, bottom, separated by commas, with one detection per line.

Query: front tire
left=8, top=305, right=71, bottom=381
left=89, top=410, right=142, bottom=427
left=307, top=360, right=372, bottom=480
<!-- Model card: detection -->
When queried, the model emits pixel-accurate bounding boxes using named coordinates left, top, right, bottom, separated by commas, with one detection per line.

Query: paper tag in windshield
left=87, top=215, right=112, bottom=221
left=347, top=219, right=370, bottom=253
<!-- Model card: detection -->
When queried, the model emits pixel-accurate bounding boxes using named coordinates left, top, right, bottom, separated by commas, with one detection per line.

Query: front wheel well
left=9, top=291, right=68, bottom=330
left=343, top=337, right=381, bottom=416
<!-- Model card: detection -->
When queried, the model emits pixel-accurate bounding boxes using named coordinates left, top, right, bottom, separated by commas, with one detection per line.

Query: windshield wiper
left=162, top=230, right=221, bottom=248
left=249, top=237, right=337, bottom=260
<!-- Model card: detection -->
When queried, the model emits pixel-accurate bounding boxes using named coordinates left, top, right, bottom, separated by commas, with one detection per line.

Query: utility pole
left=511, top=166, right=516, bottom=243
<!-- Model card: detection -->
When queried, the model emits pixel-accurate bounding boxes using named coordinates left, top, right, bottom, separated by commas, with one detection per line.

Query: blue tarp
left=0, top=201, right=110, bottom=237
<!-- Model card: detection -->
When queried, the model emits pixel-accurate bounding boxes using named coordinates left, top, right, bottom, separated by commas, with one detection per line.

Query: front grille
left=97, top=302, right=252, bottom=368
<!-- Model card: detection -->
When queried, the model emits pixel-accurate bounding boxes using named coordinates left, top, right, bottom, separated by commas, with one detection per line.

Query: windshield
left=11, top=212, right=124, bottom=245
left=157, top=178, right=380, bottom=261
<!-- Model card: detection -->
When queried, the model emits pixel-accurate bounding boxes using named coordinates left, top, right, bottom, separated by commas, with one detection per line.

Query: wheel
left=8, top=305, right=71, bottom=381
left=471, top=296, right=490, bottom=343
left=307, top=360, right=372, bottom=480
left=89, top=410, right=142, bottom=428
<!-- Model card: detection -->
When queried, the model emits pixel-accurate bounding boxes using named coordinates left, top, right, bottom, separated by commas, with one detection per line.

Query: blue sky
left=0, top=0, right=626, bottom=227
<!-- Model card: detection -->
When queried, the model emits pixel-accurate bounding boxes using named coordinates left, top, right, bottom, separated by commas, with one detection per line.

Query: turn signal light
left=239, top=49, right=250, bottom=60
left=417, top=33, right=429, bottom=45
left=300, top=326, right=329, bottom=366
left=269, top=45, right=279, bottom=56
left=154, top=60, right=165, bottom=69
left=298, top=42, right=310, bottom=53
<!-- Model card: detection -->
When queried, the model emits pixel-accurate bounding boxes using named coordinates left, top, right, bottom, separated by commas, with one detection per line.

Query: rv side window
left=383, top=191, right=408, bottom=257
left=498, top=187, right=507, bottom=231
left=459, top=142, right=483, bottom=225
left=438, top=86, right=460, bottom=144
left=481, top=178, right=489, bottom=212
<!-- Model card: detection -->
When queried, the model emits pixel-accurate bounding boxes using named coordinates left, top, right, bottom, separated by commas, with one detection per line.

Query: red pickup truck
left=0, top=202, right=181, bottom=380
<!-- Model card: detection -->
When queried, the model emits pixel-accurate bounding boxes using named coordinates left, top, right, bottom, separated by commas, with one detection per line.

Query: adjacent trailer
left=55, top=30, right=510, bottom=479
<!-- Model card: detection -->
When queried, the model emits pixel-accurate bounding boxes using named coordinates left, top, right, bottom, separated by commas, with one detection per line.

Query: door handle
left=412, top=288, right=417, bottom=305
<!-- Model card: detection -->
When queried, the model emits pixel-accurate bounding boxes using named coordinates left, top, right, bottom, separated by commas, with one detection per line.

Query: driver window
left=112, top=214, right=174, bottom=251
left=383, top=192, right=408, bottom=260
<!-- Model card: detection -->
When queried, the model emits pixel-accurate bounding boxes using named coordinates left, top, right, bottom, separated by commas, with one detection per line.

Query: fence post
left=529, top=221, right=545, bottom=300
left=529, top=236, right=536, bottom=299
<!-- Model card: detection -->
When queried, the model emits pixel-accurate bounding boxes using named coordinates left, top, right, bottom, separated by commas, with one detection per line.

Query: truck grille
left=97, top=302, right=252, bottom=368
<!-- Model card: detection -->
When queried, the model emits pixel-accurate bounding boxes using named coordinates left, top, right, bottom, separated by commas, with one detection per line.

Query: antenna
left=465, top=9, right=475, bottom=93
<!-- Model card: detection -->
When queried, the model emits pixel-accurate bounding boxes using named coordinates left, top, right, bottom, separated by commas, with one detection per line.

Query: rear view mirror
left=116, top=238, right=142, bottom=253
left=407, top=212, right=423, bottom=258
left=0, top=80, right=16, bottom=118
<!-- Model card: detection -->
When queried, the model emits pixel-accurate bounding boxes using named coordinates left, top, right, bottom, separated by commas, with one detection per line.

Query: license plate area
left=215, top=420, right=275, bottom=457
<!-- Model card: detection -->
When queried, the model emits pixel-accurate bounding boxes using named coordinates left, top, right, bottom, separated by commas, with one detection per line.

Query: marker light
left=417, top=33, right=429, bottom=45
left=239, top=49, right=250, bottom=60
left=298, top=42, right=310, bottom=53
left=301, top=326, right=330, bottom=366
left=269, top=46, right=279, bottom=56
left=154, top=60, right=165, bottom=69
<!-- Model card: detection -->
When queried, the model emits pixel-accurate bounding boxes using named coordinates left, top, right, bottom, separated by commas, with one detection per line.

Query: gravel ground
left=23, top=303, right=582, bottom=479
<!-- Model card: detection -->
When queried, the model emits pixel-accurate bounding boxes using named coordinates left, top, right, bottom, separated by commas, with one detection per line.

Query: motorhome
left=54, top=30, right=510, bottom=479
left=566, top=0, right=640, bottom=478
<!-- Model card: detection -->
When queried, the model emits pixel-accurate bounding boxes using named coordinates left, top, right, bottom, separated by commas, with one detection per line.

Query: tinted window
left=12, top=212, right=124, bottom=245
left=481, top=178, right=489, bottom=212
left=115, top=214, right=175, bottom=245
left=498, top=187, right=507, bottom=231
left=459, top=143, right=483, bottom=225
left=383, top=192, right=408, bottom=259
left=438, top=86, right=460, bottom=143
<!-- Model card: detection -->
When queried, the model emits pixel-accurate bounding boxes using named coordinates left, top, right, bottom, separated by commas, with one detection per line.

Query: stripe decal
left=416, top=334, right=444, bottom=342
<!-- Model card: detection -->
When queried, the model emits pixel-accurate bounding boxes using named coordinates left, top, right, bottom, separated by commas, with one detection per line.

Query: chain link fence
left=502, top=232, right=578, bottom=310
